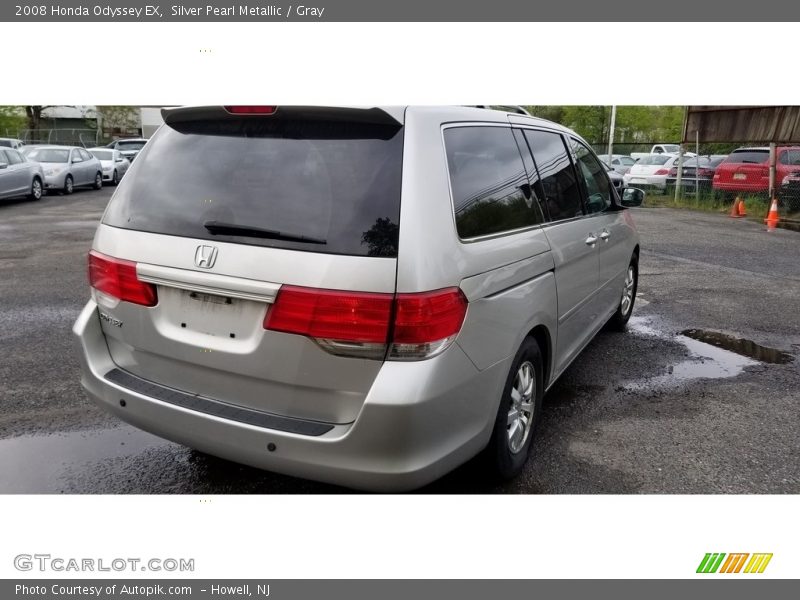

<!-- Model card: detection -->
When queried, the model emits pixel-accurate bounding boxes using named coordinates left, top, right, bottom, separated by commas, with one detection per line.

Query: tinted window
left=103, top=118, right=403, bottom=257
left=779, top=150, right=800, bottom=165
left=570, top=139, right=612, bottom=214
left=0, top=149, right=8, bottom=163
left=445, top=126, right=542, bottom=239
left=118, top=140, right=146, bottom=150
left=0, top=140, right=12, bottom=148
left=682, top=157, right=709, bottom=167
left=524, top=130, right=583, bottom=221
left=726, top=150, right=769, bottom=164
left=620, top=157, right=636, bottom=165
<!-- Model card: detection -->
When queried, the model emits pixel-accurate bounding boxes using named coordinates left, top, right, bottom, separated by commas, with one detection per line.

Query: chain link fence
left=7, top=128, right=102, bottom=147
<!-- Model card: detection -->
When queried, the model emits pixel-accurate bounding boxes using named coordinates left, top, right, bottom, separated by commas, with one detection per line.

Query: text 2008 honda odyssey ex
left=73, top=106, right=643, bottom=491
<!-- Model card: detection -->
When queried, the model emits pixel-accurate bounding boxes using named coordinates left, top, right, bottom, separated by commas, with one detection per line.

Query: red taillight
left=263, top=286, right=392, bottom=344
left=393, top=289, right=468, bottom=344
left=223, top=105, right=277, bottom=115
left=654, top=168, right=670, bottom=176
left=88, top=250, right=157, bottom=307
left=264, top=286, right=468, bottom=360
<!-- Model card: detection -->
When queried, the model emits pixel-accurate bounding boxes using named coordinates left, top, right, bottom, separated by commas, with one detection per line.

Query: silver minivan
left=73, top=106, right=643, bottom=491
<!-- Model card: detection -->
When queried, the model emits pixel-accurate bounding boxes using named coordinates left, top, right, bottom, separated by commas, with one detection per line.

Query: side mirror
left=620, top=187, right=645, bottom=208
left=116, top=157, right=123, bottom=163
left=0, top=162, right=8, bottom=170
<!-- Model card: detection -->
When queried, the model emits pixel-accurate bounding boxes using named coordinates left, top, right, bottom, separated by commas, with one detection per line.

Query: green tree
left=0, top=106, right=26, bottom=137
left=96, top=106, right=140, bottom=133
left=524, top=105, right=685, bottom=146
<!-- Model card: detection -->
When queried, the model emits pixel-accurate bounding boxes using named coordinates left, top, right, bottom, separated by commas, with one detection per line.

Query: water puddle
left=624, top=317, right=793, bottom=390
left=680, top=328, right=794, bottom=364
left=0, top=427, right=169, bottom=493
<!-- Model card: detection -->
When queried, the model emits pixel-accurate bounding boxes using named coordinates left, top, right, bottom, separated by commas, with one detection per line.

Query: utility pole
left=606, top=105, right=617, bottom=162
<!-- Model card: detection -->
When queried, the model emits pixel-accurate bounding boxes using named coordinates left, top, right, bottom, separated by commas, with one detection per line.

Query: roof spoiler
left=161, top=106, right=404, bottom=126
left=470, top=105, right=531, bottom=116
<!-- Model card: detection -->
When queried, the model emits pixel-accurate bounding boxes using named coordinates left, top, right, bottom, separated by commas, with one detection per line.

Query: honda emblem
left=194, top=245, right=218, bottom=269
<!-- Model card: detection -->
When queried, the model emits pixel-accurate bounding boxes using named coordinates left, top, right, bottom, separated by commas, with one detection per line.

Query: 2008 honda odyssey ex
left=73, top=105, right=643, bottom=491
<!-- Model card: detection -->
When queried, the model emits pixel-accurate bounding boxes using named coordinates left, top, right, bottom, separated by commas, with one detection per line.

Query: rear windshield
left=637, top=155, right=670, bottom=166
left=91, top=150, right=113, bottom=160
left=103, top=118, right=404, bottom=257
left=117, top=141, right=146, bottom=150
left=725, top=150, right=769, bottom=164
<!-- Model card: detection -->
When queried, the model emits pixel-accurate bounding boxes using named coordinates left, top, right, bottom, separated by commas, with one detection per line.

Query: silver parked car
left=73, top=106, right=643, bottom=491
left=598, top=153, right=636, bottom=175
left=0, top=147, right=44, bottom=201
left=25, top=146, right=103, bottom=194
left=106, top=138, right=148, bottom=162
left=89, top=148, right=130, bottom=185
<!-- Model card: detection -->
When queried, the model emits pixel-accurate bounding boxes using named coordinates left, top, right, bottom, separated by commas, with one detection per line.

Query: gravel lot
left=1, top=188, right=798, bottom=493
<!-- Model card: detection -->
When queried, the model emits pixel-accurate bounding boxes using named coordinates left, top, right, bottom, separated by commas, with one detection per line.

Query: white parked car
left=623, top=154, right=687, bottom=190
left=0, top=137, right=26, bottom=150
left=89, top=148, right=130, bottom=185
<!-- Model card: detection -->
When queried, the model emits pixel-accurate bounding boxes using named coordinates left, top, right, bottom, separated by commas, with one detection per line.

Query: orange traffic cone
left=729, top=197, right=744, bottom=218
left=737, top=198, right=747, bottom=217
left=765, top=198, right=780, bottom=231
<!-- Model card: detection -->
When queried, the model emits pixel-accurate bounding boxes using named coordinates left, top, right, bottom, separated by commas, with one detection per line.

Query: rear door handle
left=585, top=235, right=598, bottom=246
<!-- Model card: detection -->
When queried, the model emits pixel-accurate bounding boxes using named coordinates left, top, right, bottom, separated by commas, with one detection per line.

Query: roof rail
left=471, top=105, right=531, bottom=116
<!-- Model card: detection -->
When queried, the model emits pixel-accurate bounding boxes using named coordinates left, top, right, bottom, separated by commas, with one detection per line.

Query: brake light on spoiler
left=223, top=105, right=278, bottom=115
left=264, top=285, right=468, bottom=361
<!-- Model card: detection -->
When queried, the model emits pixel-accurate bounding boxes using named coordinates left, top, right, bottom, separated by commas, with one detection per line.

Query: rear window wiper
left=203, top=221, right=327, bottom=245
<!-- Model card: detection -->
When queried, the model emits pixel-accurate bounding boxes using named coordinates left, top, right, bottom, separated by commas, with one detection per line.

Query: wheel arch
left=525, top=324, right=552, bottom=390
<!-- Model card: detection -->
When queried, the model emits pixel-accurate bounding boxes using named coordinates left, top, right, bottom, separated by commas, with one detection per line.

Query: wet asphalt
left=0, top=188, right=798, bottom=494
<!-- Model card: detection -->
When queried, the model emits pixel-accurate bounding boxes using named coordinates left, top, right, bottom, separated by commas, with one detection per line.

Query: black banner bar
left=3, top=0, right=800, bottom=22
left=3, top=580, right=800, bottom=599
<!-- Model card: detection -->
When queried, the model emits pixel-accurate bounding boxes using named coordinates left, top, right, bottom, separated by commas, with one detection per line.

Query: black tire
left=28, top=177, right=43, bottom=201
left=93, top=172, right=102, bottom=190
left=63, top=175, right=73, bottom=195
left=607, top=255, right=638, bottom=331
left=112, top=170, right=118, bottom=185
left=484, top=337, right=544, bottom=480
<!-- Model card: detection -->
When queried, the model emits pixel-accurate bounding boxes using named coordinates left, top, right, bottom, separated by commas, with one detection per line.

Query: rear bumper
left=73, top=300, right=507, bottom=491
left=623, top=174, right=667, bottom=189
left=665, top=177, right=712, bottom=190
left=712, top=180, right=768, bottom=193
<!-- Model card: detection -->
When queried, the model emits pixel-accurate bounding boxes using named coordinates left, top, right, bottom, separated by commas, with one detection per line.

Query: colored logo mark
left=697, top=553, right=773, bottom=574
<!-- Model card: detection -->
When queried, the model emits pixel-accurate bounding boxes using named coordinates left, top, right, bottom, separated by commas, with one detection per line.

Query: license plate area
left=733, top=173, right=747, bottom=180
left=162, top=286, right=265, bottom=339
